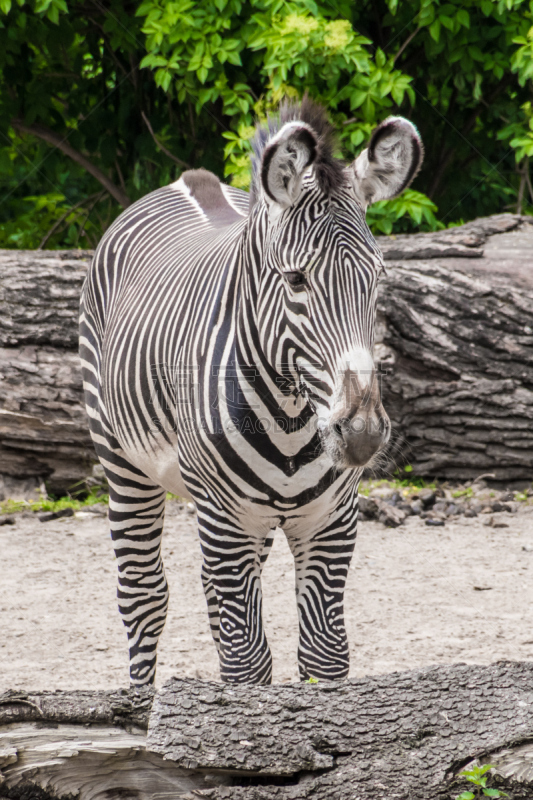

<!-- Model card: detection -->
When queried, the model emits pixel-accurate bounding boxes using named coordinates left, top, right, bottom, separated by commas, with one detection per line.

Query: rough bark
left=0, top=250, right=93, bottom=493
left=0, top=213, right=532, bottom=489
left=375, top=214, right=533, bottom=483
left=3, top=663, right=533, bottom=800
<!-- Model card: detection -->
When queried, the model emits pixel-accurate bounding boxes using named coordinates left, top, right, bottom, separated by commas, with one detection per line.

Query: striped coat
left=80, top=99, right=422, bottom=685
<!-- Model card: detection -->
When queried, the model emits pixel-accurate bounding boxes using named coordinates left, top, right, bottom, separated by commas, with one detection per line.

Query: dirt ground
left=1, top=504, right=533, bottom=691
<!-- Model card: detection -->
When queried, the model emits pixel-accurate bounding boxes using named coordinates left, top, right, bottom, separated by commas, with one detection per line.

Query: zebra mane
left=250, top=95, right=346, bottom=207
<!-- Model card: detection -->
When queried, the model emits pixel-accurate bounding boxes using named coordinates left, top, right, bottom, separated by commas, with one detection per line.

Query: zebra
left=80, top=97, right=422, bottom=686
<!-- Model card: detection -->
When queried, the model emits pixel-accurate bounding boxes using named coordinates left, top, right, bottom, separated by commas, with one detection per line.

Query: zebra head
left=249, top=98, right=423, bottom=469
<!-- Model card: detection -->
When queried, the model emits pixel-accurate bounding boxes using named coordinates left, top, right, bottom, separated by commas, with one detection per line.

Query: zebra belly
left=118, top=433, right=193, bottom=501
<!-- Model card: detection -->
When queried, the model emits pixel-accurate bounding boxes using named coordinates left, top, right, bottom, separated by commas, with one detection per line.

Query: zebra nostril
left=333, top=419, right=348, bottom=438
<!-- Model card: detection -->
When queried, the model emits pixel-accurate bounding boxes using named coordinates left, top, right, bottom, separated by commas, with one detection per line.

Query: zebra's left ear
left=351, top=117, right=423, bottom=209
left=261, top=122, right=317, bottom=211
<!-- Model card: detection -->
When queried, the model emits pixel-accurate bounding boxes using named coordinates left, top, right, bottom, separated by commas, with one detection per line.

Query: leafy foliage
left=456, top=763, right=508, bottom=799
left=0, top=0, right=532, bottom=248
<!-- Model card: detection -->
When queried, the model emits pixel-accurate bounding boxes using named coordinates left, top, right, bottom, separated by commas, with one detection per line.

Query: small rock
left=500, top=492, right=514, bottom=502
left=378, top=505, right=406, bottom=528
left=358, top=496, right=379, bottom=520
left=446, top=503, right=460, bottom=516
left=425, top=518, right=445, bottom=527
left=473, top=585, right=493, bottom=591
left=432, top=501, right=448, bottom=514
left=522, top=545, right=533, bottom=552
left=410, top=501, right=423, bottom=515
left=0, top=515, right=15, bottom=526
left=482, top=515, right=509, bottom=529
left=38, top=508, right=74, bottom=523
left=464, top=509, right=478, bottom=518
left=481, top=506, right=493, bottom=514
left=397, top=502, right=415, bottom=516
left=389, top=492, right=402, bottom=506
left=418, top=489, right=437, bottom=508
left=370, top=487, right=395, bottom=500
left=84, top=503, right=107, bottom=516
left=491, top=502, right=503, bottom=513
left=186, top=502, right=196, bottom=515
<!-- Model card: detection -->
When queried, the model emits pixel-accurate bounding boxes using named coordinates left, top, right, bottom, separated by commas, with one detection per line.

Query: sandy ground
left=1, top=505, right=533, bottom=690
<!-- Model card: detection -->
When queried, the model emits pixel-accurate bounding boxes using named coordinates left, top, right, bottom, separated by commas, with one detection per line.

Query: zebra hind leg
left=108, top=476, right=169, bottom=686
left=200, top=527, right=276, bottom=655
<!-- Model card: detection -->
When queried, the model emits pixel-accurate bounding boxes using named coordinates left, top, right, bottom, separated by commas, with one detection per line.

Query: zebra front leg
left=201, top=528, right=276, bottom=655
left=198, top=512, right=272, bottom=684
left=287, top=512, right=357, bottom=681
left=109, top=480, right=169, bottom=686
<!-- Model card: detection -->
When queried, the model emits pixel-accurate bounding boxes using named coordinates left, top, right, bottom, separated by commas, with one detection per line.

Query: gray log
left=0, top=213, right=532, bottom=490
left=0, top=250, right=93, bottom=494
left=376, top=214, right=533, bottom=483
left=0, top=249, right=91, bottom=348
left=3, top=663, right=533, bottom=799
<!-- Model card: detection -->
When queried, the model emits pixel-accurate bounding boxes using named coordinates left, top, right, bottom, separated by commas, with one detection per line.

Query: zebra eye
left=285, top=271, right=306, bottom=287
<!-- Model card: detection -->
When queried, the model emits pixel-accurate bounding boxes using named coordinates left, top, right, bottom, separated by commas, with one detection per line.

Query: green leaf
left=156, top=69, right=172, bottom=92
left=349, top=89, right=367, bottom=109
left=0, top=0, right=11, bottom=12
left=456, top=9, right=470, bottom=28
left=375, top=48, right=386, bottom=67
left=429, top=19, right=441, bottom=42
left=456, top=793, right=475, bottom=800
left=483, top=791, right=508, bottom=798
left=46, top=4, right=59, bottom=24
left=140, top=54, right=168, bottom=69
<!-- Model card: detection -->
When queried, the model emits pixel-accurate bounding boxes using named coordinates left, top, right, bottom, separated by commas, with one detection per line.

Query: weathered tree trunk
left=2, top=663, right=533, bottom=800
left=376, top=214, right=533, bottom=484
left=0, top=214, right=532, bottom=491
left=0, top=250, right=93, bottom=495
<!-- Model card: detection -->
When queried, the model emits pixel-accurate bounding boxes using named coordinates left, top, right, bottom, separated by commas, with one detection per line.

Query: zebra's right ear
left=261, top=122, right=317, bottom=211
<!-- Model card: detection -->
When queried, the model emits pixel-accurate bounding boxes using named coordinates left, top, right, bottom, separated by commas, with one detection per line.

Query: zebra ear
left=351, top=117, right=423, bottom=208
left=261, top=122, right=317, bottom=210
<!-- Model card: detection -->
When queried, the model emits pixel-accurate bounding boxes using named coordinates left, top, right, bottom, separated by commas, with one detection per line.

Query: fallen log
left=0, top=250, right=93, bottom=495
left=376, top=214, right=533, bottom=485
left=0, top=213, right=532, bottom=492
left=2, top=662, right=533, bottom=800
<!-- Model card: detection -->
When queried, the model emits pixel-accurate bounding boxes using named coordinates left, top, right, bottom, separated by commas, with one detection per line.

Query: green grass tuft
left=0, top=490, right=109, bottom=517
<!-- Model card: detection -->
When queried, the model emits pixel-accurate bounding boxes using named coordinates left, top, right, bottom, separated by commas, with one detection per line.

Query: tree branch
left=141, top=111, right=190, bottom=169
left=38, top=192, right=104, bottom=249
left=11, top=119, right=131, bottom=208
left=393, top=27, right=421, bottom=64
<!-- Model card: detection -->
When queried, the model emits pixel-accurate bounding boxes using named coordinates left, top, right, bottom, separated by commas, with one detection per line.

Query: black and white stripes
left=80, top=100, right=423, bottom=685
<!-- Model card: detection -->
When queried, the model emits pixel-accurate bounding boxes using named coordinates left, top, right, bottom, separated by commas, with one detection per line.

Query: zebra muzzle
left=328, top=367, right=390, bottom=467
left=331, top=414, right=389, bottom=467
